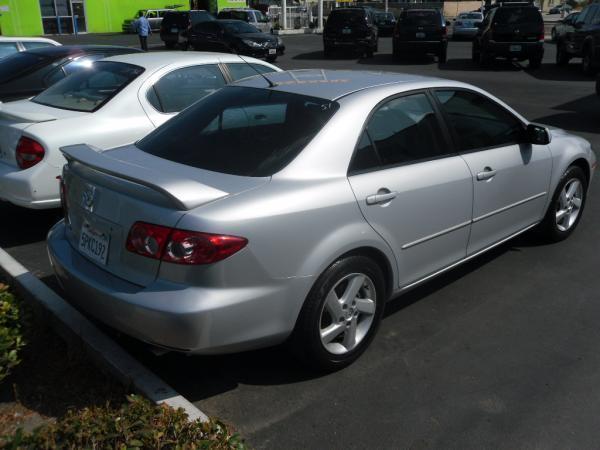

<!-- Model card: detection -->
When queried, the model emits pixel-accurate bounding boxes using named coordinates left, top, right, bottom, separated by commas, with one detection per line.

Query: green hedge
left=0, top=284, right=25, bottom=383
left=4, top=395, right=246, bottom=449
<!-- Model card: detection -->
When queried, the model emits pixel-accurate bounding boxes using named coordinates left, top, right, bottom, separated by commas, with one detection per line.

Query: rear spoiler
left=60, top=144, right=228, bottom=211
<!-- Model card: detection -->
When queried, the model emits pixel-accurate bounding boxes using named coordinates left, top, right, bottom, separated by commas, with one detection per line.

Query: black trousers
left=139, top=36, right=148, bottom=51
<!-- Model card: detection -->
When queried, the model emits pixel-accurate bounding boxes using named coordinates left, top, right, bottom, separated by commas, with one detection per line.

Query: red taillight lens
left=538, top=27, right=545, bottom=42
left=126, top=222, right=172, bottom=259
left=164, top=230, right=248, bottom=265
left=125, top=222, right=247, bottom=265
left=16, top=136, right=44, bottom=169
left=442, top=26, right=447, bottom=37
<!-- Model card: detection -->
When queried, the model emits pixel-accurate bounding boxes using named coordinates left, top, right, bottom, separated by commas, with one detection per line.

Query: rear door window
left=148, top=64, right=226, bottom=113
left=225, top=62, right=276, bottom=81
left=22, top=41, right=55, bottom=50
left=0, top=42, right=19, bottom=59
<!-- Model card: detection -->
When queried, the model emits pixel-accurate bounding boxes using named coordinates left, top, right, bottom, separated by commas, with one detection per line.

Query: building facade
left=0, top=0, right=246, bottom=37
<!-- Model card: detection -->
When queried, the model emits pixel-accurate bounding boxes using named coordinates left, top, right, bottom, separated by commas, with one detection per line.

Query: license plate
left=79, top=221, right=109, bottom=266
left=342, top=28, right=352, bottom=34
left=416, top=32, right=426, bottom=38
left=268, top=48, right=276, bottom=55
left=510, top=45, right=522, bottom=52
left=170, top=27, right=178, bottom=33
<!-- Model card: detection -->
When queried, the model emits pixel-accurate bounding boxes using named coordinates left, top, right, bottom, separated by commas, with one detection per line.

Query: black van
left=392, top=9, right=449, bottom=62
left=160, top=10, right=215, bottom=49
left=323, top=8, right=379, bottom=58
left=473, top=3, right=544, bottom=68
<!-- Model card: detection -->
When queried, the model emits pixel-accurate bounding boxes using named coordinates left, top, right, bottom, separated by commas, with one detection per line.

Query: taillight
left=443, top=26, right=447, bottom=37
left=538, top=26, right=545, bottom=42
left=59, top=176, right=69, bottom=223
left=126, top=222, right=247, bottom=265
left=16, top=136, right=44, bottom=169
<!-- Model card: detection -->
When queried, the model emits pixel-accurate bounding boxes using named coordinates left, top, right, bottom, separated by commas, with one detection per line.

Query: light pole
left=318, top=0, right=323, bottom=30
left=282, top=0, right=287, bottom=30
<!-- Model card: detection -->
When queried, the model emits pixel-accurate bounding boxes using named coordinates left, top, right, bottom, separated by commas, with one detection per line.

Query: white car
left=0, top=52, right=280, bottom=209
left=0, top=36, right=61, bottom=59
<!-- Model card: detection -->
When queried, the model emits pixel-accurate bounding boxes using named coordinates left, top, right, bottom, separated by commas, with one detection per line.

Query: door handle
left=477, top=167, right=497, bottom=181
left=366, top=190, right=398, bottom=205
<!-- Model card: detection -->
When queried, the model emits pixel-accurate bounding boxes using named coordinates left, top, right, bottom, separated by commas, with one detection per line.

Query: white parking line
left=0, top=246, right=208, bottom=423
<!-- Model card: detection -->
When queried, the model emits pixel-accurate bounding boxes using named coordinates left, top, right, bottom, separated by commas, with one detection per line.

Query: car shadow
left=292, top=49, right=366, bottom=61
left=524, top=62, right=593, bottom=82
left=357, top=53, right=438, bottom=66
left=438, top=57, right=524, bottom=72
left=532, top=94, right=600, bottom=134
left=0, top=202, right=61, bottom=248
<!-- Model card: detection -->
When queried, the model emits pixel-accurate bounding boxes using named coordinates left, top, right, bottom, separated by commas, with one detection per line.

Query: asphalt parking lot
left=2, top=34, right=600, bottom=449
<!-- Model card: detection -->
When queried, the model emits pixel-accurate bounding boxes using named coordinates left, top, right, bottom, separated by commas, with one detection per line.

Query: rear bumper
left=324, top=37, right=373, bottom=48
left=0, top=160, right=60, bottom=209
left=394, top=39, right=445, bottom=53
left=486, top=41, right=544, bottom=59
left=47, top=221, right=311, bottom=354
left=453, top=28, right=478, bottom=38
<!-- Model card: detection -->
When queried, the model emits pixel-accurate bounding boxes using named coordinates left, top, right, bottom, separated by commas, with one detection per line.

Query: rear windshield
left=327, top=10, right=366, bottom=26
left=137, top=86, right=340, bottom=177
left=401, top=10, right=441, bottom=26
left=163, top=12, right=189, bottom=26
left=460, top=13, right=483, bottom=19
left=190, top=10, right=215, bottom=24
left=32, top=61, right=144, bottom=112
left=0, top=52, right=51, bottom=82
left=495, top=7, right=542, bottom=24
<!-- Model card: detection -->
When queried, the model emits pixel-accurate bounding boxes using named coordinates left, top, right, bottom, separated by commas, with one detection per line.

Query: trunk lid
left=0, top=100, right=86, bottom=167
left=61, top=144, right=268, bottom=286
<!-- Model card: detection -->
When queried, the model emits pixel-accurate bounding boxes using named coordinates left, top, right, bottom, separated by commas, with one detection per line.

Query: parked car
left=123, top=8, right=175, bottom=33
left=0, top=45, right=141, bottom=102
left=374, top=11, right=397, bottom=37
left=48, top=69, right=595, bottom=370
left=452, top=12, right=484, bottom=40
left=0, top=52, right=279, bottom=210
left=393, top=9, right=449, bottom=62
left=189, top=20, right=284, bottom=62
left=473, top=3, right=544, bottom=68
left=323, top=7, right=379, bottom=58
left=551, top=11, right=579, bottom=42
left=217, top=8, right=272, bottom=34
left=0, top=36, right=61, bottom=60
left=549, top=4, right=572, bottom=14
left=160, top=10, right=215, bottom=49
left=555, top=2, right=600, bottom=74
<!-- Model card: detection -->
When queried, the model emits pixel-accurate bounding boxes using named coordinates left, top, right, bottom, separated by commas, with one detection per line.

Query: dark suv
left=556, top=2, right=600, bottom=75
left=473, top=3, right=544, bottom=68
left=323, top=8, right=378, bottom=58
left=160, top=10, right=214, bottom=49
left=392, top=9, right=449, bottom=62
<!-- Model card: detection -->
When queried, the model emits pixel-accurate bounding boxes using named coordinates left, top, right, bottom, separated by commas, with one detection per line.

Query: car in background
left=393, top=9, right=449, bottom=62
left=452, top=11, right=484, bottom=40
left=48, top=69, right=595, bottom=371
left=473, top=3, right=544, bottom=69
left=189, top=20, right=284, bottom=62
left=555, top=2, right=600, bottom=75
left=0, top=36, right=61, bottom=60
left=374, top=11, right=397, bottom=37
left=0, top=52, right=280, bottom=210
left=123, top=8, right=175, bottom=33
left=549, top=4, right=572, bottom=14
left=0, top=45, right=141, bottom=102
left=323, top=7, right=379, bottom=58
left=160, top=10, right=215, bottom=49
left=217, top=8, right=272, bottom=34
left=551, top=11, right=579, bottom=41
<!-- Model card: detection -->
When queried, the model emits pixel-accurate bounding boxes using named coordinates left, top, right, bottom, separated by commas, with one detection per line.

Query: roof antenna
left=236, top=53, right=277, bottom=88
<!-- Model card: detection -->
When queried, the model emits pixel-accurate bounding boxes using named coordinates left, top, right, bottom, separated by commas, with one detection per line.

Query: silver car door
left=434, top=89, right=552, bottom=255
left=347, top=92, right=473, bottom=287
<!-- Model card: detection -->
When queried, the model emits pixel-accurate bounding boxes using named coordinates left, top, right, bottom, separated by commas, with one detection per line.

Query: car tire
left=556, top=42, right=570, bottom=66
left=551, top=29, right=557, bottom=42
left=365, top=48, right=374, bottom=58
left=596, top=74, right=600, bottom=96
left=266, top=55, right=277, bottom=62
left=323, top=45, right=332, bottom=58
left=582, top=47, right=596, bottom=76
left=472, top=43, right=480, bottom=62
left=438, top=45, right=447, bottom=63
left=479, top=49, right=492, bottom=67
left=291, top=255, right=386, bottom=371
left=528, top=56, right=542, bottom=69
left=538, top=166, right=587, bottom=242
left=165, top=41, right=175, bottom=49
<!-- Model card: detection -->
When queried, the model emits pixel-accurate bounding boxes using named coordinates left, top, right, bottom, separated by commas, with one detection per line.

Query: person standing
left=135, top=14, right=152, bottom=51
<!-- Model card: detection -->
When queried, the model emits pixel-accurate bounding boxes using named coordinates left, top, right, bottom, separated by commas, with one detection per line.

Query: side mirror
left=525, top=124, right=551, bottom=145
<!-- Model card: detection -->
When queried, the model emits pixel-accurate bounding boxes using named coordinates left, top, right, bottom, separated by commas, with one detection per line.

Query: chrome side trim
left=472, top=192, right=546, bottom=223
left=401, top=220, right=472, bottom=250
left=397, top=222, right=539, bottom=293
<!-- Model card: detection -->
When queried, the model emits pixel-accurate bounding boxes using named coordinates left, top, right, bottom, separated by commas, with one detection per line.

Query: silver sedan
left=48, top=70, right=596, bottom=370
left=452, top=12, right=484, bottom=39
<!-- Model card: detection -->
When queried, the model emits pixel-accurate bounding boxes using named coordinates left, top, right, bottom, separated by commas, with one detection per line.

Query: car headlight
left=242, top=39, right=263, bottom=48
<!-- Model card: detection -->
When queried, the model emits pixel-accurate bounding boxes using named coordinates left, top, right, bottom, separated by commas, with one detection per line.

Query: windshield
left=224, top=21, right=260, bottom=34
left=0, top=52, right=51, bottom=83
left=402, top=11, right=440, bottom=26
left=137, top=86, right=340, bottom=177
left=495, top=7, right=542, bottom=24
left=327, top=10, right=366, bottom=26
left=33, top=61, right=144, bottom=112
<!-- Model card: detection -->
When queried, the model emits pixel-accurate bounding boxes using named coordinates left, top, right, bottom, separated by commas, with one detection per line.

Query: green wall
left=0, top=0, right=44, bottom=36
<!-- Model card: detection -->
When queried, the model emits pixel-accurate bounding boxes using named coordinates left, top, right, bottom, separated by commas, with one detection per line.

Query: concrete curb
left=0, top=246, right=208, bottom=423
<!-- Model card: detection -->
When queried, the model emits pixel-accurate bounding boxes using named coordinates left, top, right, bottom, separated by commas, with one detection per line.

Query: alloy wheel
left=555, top=178, right=583, bottom=232
left=319, top=273, right=377, bottom=355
